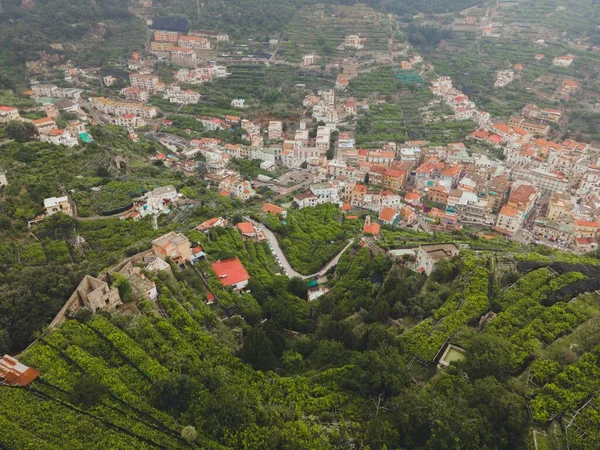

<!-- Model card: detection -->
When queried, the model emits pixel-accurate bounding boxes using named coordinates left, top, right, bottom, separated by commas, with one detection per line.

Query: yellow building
left=152, top=232, right=192, bottom=265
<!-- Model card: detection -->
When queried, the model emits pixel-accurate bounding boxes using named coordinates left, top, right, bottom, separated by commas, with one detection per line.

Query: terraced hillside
left=279, top=4, right=393, bottom=62
left=414, top=0, right=600, bottom=139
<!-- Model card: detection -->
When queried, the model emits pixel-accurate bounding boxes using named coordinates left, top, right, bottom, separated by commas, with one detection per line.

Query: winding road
left=246, top=218, right=355, bottom=280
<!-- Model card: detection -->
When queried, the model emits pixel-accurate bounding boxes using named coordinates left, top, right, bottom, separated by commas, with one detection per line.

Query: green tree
left=153, top=375, right=195, bottom=415
left=6, top=120, right=36, bottom=141
left=71, top=374, right=108, bottom=407
left=239, top=327, right=277, bottom=371
left=460, top=333, right=512, bottom=380
left=111, top=273, right=133, bottom=303
left=181, top=426, right=197, bottom=443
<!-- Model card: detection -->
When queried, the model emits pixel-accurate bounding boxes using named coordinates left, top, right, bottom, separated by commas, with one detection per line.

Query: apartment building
left=178, top=36, right=211, bottom=49
left=90, top=97, right=158, bottom=119
left=171, top=47, right=198, bottom=60
left=129, top=73, right=159, bottom=91
left=154, top=30, right=179, bottom=42
left=121, top=87, right=150, bottom=102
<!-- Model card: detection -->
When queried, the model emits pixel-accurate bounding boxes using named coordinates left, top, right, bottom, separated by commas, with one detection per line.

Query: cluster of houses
left=150, top=30, right=229, bottom=61
left=0, top=99, right=91, bottom=148
left=130, top=64, right=600, bottom=253
left=495, top=70, right=514, bottom=88
left=174, top=64, right=230, bottom=84
left=150, top=132, right=258, bottom=202
left=424, top=76, right=600, bottom=250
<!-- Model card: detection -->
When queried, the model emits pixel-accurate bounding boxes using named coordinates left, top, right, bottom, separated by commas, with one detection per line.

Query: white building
left=112, top=114, right=146, bottom=129
left=310, top=182, right=341, bottom=206
left=303, top=54, right=315, bottom=66
left=90, top=97, right=158, bottom=119
left=40, top=129, right=78, bottom=147
left=553, top=55, right=574, bottom=67
left=0, top=106, right=20, bottom=124
left=414, top=243, right=460, bottom=276
left=121, top=87, right=150, bottom=102
left=163, top=86, right=201, bottom=104
left=178, top=36, right=211, bottom=49
left=44, top=196, right=73, bottom=217
left=494, top=70, right=514, bottom=88
left=231, top=180, right=255, bottom=201
left=129, top=73, right=159, bottom=91
left=31, top=84, right=83, bottom=100
left=344, top=34, right=364, bottom=49
left=171, top=47, right=198, bottom=60
left=294, top=191, right=318, bottom=209
left=268, top=121, right=283, bottom=140
left=316, top=126, right=331, bottom=153
left=512, top=166, right=569, bottom=194
left=231, top=98, right=247, bottom=109
left=145, top=185, right=178, bottom=212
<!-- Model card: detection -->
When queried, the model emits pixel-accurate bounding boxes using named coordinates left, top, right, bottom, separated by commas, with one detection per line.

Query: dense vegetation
left=149, top=0, right=484, bottom=38
left=5, top=234, right=600, bottom=449
left=2, top=0, right=600, bottom=448
left=262, top=204, right=361, bottom=274
left=0, top=0, right=146, bottom=81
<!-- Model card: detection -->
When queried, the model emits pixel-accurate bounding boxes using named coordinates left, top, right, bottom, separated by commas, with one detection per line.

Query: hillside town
left=3, top=25, right=600, bottom=255
left=0, top=8, right=600, bottom=262
left=4, top=1, right=600, bottom=448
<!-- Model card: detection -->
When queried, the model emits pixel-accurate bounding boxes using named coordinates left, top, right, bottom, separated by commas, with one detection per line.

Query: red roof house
left=363, top=217, right=381, bottom=236
left=378, top=207, right=397, bottom=225
left=197, top=217, right=228, bottom=231
left=237, top=222, right=256, bottom=237
left=262, top=203, right=287, bottom=217
left=211, top=258, right=250, bottom=290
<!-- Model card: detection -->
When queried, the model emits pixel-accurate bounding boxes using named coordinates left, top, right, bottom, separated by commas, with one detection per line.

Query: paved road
left=247, top=218, right=354, bottom=280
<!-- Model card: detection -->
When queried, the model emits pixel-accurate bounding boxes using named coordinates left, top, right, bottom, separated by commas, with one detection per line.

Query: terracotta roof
left=509, top=184, right=538, bottom=204
left=384, top=168, right=404, bottom=178
left=32, top=117, right=54, bottom=125
left=576, top=237, right=597, bottom=246
left=379, top=207, right=397, bottom=222
left=0, top=106, right=17, bottom=111
left=442, top=165, right=461, bottom=177
left=237, top=222, right=255, bottom=234
left=405, top=192, right=421, bottom=201
left=197, top=217, right=222, bottom=230
left=500, top=205, right=519, bottom=217
left=577, top=219, right=598, bottom=228
left=471, top=130, right=490, bottom=139
left=400, top=206, right=414, bottom=218
left=341, top=203, right=352, bottom=211
left=493, top=123, right=511, bottom=133
left=346, top=215, right=358, bottom=220
left=363, top=222, right=381, bottom=235
left=262, top=203, right=285, bottom=215
left=369, top=165, right=387, bottom=175
left=428, top=208, right=444, bottom=218
left=211, top=258, right=250, bottom=287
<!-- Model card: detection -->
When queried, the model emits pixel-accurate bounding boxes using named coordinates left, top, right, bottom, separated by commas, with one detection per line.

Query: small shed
left=0, top=355, right=40, bottom=386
